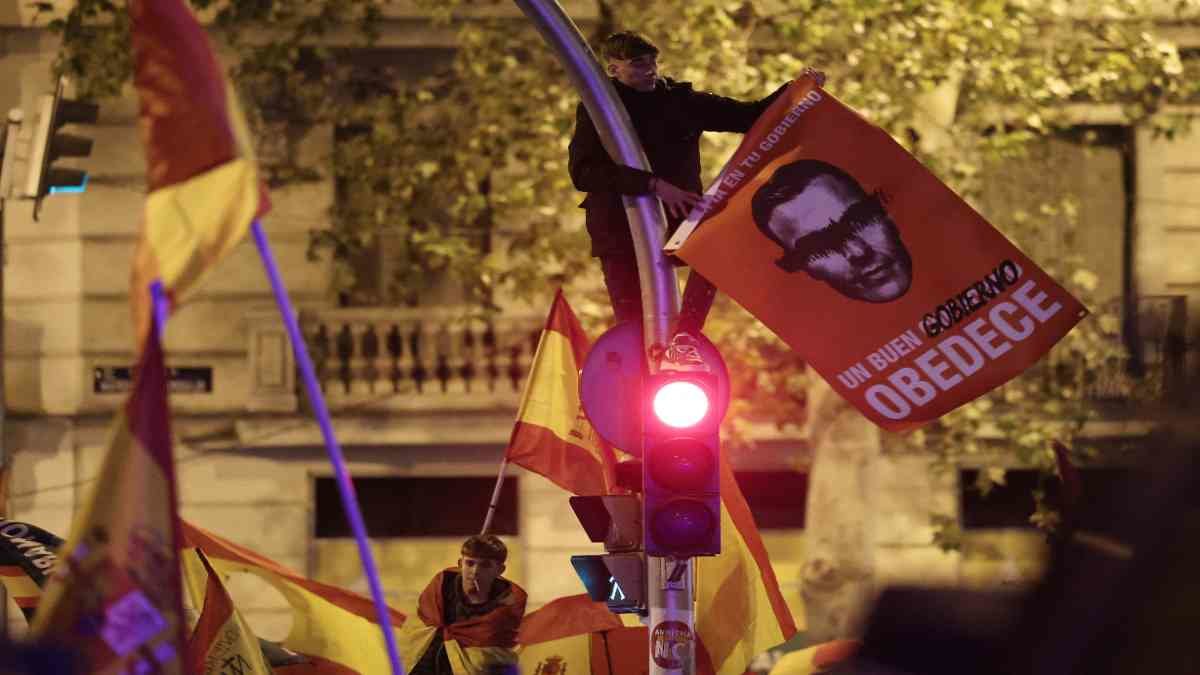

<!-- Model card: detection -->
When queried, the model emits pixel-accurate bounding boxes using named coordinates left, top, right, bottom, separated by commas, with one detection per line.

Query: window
left=961, top=468, right=1132, bottom=535
left=315, top=476, right=518, bottom=537
left=733, top=471, right=808, bottom=529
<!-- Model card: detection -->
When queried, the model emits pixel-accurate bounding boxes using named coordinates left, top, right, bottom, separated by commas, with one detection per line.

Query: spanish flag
left=516, top=594, right=645, bottom=675
left=181, top=520, right=405, bottom=673
left=398, top=568, right=526, bottom=674
left=183, top=549, right=273, bottom=675
left=127, top=0, right=269, bottom=345
left=32, top=325, right=187, bottom=674
left=505, top=289, right=618, bottom=495
left=695, top=458, right=799, bottom=675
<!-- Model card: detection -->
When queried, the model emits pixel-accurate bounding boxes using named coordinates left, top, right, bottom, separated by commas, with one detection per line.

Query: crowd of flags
left=0, top=0, right=851, bottom=673
left=1, top=288, right=816, bottom=674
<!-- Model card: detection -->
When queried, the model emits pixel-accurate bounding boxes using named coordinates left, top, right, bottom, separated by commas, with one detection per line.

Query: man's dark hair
left=600, top=31, right=659, bottom=61
left=750, top=159, right=867, bottom=248
left=462, top=534, right=507, bottom=563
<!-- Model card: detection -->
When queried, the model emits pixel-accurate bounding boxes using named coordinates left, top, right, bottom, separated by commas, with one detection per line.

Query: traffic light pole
left=512, top=0, right=680, bottom=354
left=511, top=2, right=694, bottom=674
left=648, top=557, right=696, bottom=672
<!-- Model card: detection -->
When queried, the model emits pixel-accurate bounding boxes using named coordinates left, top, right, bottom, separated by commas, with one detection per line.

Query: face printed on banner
left=752, top=160, right=913, bottom=303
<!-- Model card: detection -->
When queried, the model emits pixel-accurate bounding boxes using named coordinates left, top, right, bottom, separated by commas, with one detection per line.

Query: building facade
left=1, top=0, right=1196, bottom=649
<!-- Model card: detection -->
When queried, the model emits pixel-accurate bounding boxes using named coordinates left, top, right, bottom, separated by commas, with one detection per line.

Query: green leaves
left=52, top=2, right=1196, bottom=519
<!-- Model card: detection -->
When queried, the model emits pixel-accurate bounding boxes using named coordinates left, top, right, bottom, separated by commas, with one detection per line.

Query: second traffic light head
left=26, top=77, right=98, bottom=215
left=569, top=495, right=641, bottom=552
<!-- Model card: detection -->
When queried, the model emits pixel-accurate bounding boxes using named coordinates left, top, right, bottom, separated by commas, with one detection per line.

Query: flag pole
left=149, top=280, right=169, bottom=340
left=250, top=220, right=404, bottom=675
left=481, top=457, right=509, bottom=535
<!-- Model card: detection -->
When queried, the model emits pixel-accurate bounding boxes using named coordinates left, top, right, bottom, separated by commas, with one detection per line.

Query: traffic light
left=642, top=370, right=723, bottom=557
left=569, top=495, right=645, bottom=614
left=25, top=76, right=98, bottom=217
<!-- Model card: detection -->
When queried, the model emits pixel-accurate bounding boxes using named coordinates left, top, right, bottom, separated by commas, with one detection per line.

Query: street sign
left=94, top=366, right=213, bottom=394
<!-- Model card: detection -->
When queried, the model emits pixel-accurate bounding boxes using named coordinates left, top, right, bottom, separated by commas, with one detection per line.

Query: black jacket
left=568, top=77, right=786, bottom=257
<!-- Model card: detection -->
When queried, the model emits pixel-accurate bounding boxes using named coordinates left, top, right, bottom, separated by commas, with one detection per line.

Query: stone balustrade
left=244, top=294, right=1192, bottom=414
left=246, top=306, right=544, bottom=412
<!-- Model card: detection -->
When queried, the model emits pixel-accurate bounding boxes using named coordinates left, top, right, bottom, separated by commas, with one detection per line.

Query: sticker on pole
left=663, top=559, right=687, bottom=591
left=652, top=620, right=693, bottom=670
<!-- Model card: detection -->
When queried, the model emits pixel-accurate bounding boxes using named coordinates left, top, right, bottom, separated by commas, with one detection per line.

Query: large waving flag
left=668, top=78, right=1085, bottom=431
left=695, top=459, right=799, bottom=675
left=183, top=549, right=273, bottom=675
left=505, top=289, right=618, bottom=495
left=127, top=0, right=270, bottom=344
left=181, top=520, right=404, bottom=673
left=32, top=326, right=187, bottom=674
left=0, top=519, right=62, bottom=622
left=516, top=594, right=643, bottom=675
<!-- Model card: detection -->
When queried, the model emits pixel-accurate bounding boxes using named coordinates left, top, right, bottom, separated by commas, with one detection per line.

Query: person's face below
left=459, top=556, right=504, bottom=598
left=769, top=176, right=912, bottom=303
left=607, top=54, right=658, bottom=92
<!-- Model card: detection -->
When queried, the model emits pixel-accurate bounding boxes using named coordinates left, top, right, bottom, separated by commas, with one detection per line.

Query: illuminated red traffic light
left=651, top=379, right=710, bottom=428
left=643, top=372, right=722, bottom=557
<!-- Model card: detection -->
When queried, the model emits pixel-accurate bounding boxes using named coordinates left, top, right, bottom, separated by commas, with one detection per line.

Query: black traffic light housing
left=26, top=76, right=98, bottom=219
left=569, top=495, right=645, bottom=614
left=642, top=370, right=722, bottom=558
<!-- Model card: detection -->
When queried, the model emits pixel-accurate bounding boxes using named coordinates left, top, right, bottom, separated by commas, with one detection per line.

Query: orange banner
left=670, top=79, right=1087, bottom=431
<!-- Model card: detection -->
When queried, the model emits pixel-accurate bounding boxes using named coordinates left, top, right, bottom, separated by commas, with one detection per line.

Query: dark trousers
left=599, top=256, right=717, bottom=336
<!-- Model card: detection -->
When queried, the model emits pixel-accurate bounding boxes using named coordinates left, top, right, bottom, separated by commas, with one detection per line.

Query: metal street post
left=510, top=2, right=696, bottom=673
left=511, top=0, right=679, bottom=353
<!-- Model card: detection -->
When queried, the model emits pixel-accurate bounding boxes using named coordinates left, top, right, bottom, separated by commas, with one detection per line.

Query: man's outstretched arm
left=692, top=68, right=826, bottom=133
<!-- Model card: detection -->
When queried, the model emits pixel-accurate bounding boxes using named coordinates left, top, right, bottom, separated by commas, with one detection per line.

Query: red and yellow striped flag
left=181, top=520, right=405, bottom=673
left=516, top=594, right=647, bottom=675
left=505, top=289, right=618, bottom=495
left=0, top=565, right=41, bottom=618
left=127, top=0, right=270, bottom=345
left=32, top=326, right=187, bottom=674
left=184, top=549, right=273, bottom=675
left=695, top=456, right=798, bottom=675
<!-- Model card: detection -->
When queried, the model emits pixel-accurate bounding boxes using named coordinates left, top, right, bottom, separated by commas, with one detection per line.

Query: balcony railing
left=246, top=306, right=544, bottom=412
left=245, top=295, right=1192, bottom=415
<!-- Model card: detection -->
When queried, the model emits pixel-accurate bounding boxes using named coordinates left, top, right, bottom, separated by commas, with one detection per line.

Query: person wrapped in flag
left=404, top=535, right=527, bottom=675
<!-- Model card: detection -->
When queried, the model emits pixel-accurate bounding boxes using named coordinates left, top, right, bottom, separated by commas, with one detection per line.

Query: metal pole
left=480, top=457, right=509, bottom=534
left=508, top=4, right=693, bottom=675
left=647, top=557, right=696, bottom=674
left=249, top=220, right=404, bottom=675
left=511, top=0, right=680, bottom=354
